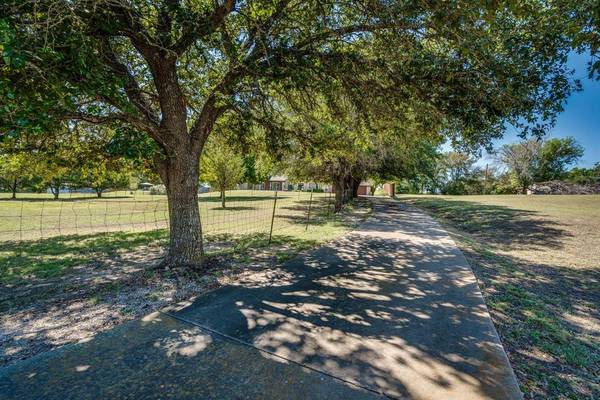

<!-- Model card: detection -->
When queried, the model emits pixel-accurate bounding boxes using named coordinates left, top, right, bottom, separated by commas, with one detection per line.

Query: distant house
left=342, top=181, right=395, bottom=196
left=356, top=181, right=371, bottom=195
left=383, top=183, right=396, bottom=197
left=265, top=175, right=289, bottom=191
left=239, top=177, right=333, bottom=192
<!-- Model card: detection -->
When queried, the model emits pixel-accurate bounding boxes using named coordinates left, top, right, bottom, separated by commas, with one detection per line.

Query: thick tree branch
left=99, top=39, right=160, bottom=127
left=189, top=68, right=242, bottom=149
left=295, top=22, right=396, bottom=49
left=172, top=0, right=236, bottom=55
left=63, top=111, right=165, bottom=148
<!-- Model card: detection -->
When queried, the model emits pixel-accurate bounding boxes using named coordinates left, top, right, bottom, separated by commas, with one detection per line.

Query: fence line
left=0, top=190, right=337, bottom=243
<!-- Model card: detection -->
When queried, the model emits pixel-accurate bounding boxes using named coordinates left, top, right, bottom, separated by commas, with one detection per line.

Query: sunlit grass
left=0, top=230, right=167, bottom=285
left=0, top=190, right=335, bottom=241
left=0, top=191, right=365, bottom=286
left=398, top=194, right=600, bottom=399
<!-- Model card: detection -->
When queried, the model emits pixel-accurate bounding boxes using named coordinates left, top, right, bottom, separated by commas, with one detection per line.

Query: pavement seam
left=160, top=310, right=396, bottom=400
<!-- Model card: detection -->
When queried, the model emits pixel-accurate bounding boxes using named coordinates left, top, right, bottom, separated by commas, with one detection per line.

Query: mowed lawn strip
left=398, top=195, right=600, bottom=400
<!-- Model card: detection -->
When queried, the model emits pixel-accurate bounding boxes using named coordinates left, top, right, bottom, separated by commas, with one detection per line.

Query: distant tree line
left=394, top=137, right=598, bottom=195
left=0, top=125, right=135, bottom=199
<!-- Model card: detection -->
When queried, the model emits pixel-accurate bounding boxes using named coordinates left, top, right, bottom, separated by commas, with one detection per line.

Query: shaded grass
left=0, top=196, right=372, bottom=368
left=399, top=195, right=600, bottom=400
left=205, top=232, right=320, bottom=265
left=0, top=195, right=366, bottom=287
left=0, top=230, right=168, bottom=285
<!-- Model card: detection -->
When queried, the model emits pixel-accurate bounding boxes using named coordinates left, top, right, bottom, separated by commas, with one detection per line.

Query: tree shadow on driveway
left=3, top=199, right=572, bottom=399
left=166, top=201, right=528, bottom=399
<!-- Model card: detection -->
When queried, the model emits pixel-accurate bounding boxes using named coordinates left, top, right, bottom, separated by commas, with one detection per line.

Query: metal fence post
left=58, top=200, right=63, bottom=236
left=305, top=189, right=314, bottom=231
left=268, top=190, right=278, bottom=245
left=39, top=200, right=45, bottom=239
left=19, top=200, right=23, bottom=242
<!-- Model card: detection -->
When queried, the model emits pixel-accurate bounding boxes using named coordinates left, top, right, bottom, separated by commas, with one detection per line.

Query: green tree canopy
left=0, top=152, right=32, bottom=198
left=1, top=0, right=598, bottom=267
left=200, top=137, right=244, bottom=209
left=566, top=166, right=600, bottom=185
left=76, top=157, right=133, bottom=197
left=535, top=137, right=584, bottom=181
left=497, top=139, right=542, bottom=194
left=498, top=136, right=585, bottom=192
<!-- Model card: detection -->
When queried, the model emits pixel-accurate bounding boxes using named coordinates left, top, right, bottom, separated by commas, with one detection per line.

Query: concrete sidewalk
left=0, top=198, right=522, bottom=400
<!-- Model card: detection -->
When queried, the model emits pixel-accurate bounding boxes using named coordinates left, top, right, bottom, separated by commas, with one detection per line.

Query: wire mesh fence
left=0, top=190, right=338, bottom=243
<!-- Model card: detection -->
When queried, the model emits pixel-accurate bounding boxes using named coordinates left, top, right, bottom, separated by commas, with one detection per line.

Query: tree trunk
left=352, top=177, right=361, bottom=198
left=333, top=174, right=354, bottom=213
left=159, top=151, right=204, bottom=268
left=11, top=179, right=17, bottom=199
left=344, top=176, right=353, bottom=203
left=333, top=175, right=345, bottom=213
left=51, top=180, right=60, bottom=200
left=220, top=189, right=226, bottom=208
left=96, top=188, right=103, bottom=198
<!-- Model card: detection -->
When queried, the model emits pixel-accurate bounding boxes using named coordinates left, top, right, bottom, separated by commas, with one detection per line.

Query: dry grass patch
left=399, top=195, right=599, bottom=400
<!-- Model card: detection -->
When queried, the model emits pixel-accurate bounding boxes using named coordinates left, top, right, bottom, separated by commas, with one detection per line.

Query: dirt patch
left=0, top=243, right=288, bottom=367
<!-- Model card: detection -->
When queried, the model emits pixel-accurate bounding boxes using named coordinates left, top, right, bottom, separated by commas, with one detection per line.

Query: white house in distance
left=237, top=175, right=333, bottom=192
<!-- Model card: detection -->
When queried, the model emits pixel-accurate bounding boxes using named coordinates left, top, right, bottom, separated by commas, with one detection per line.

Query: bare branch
left=189, top=68, right=242, bottom=148
left=63, top=111, right=165, bottom=148
left=295, top=22, right=396, bottom=49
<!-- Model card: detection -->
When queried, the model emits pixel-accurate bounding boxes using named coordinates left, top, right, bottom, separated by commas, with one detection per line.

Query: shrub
left=149, top=184, right=166, bottom=195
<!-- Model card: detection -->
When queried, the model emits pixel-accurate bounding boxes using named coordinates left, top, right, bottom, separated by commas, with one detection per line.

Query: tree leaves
left=1, top=0, right=597, bottom=172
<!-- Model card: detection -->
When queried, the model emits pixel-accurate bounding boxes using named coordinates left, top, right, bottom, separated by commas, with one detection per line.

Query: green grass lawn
left=398, top=194, right=600, bottom=400
left=0, top=190, right=357, bottom=285
left=0, top=190, right=335, bottom=241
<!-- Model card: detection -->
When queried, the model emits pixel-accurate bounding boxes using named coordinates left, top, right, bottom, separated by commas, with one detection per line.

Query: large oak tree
left=0, top=0, right=597, bottom=267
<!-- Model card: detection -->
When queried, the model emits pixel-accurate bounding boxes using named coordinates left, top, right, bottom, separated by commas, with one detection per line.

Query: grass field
left=398, top=194, right=600, bottom=400
left=0, top=190, right=344, bottom=285
left=0, top=190, right=333, bottom=241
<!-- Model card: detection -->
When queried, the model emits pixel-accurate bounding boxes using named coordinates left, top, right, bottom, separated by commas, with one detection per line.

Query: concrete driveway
left=0, top=198, right=522, bottom=399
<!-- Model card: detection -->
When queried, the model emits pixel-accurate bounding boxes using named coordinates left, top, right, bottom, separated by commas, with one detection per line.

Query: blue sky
left=473, top=52, right=600, bottom=168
